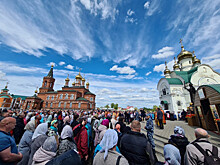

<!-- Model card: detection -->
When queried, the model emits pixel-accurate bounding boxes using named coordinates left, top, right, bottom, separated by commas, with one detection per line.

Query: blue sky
left=0, top=0, right=220, bottom=108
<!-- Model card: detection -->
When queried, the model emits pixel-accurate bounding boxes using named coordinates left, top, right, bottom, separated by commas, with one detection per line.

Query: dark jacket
left=169, top=135, right=189, bottom=165
left=46, top=150, right=82, bottom=165
left=13, top=117, right=25, bottom=144
left=120, top=130, right=156, bottom=165
left=157, top=110, right=163, bottom=120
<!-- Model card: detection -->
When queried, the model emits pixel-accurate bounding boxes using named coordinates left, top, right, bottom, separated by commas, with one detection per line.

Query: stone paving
left=140, top=120, right=220, bottom=162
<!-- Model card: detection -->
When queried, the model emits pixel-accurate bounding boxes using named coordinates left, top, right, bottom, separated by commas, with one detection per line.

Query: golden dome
left=177, top=39, right=193, bottom=61
left=164, top=61, right=171, bottom=75
left=82, top=77, right=85, bottom=81
left=65, top=77, right=70, bottom=81
left=193, top=52, right=201, bottom=64
left=86, top=82, right=90, bottom=85
left=173, top=57, right=180, bottom=70
left=72, top=82, right=75, bottom=86
left=35, top=89, right=38, bottom=93
left=75, top=72, right=82, bottom=79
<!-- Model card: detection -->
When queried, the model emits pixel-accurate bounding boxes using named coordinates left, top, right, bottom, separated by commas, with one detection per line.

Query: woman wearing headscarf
left=168, top=126, right=189, bottom=165
left=57, top=124, right=77, bottom=155
left=48, top=120, right=58, bottom=137
left=32, top=136, right=58, bottom=165
left=93, top=129, right=129, bottom=165
left=94, top=119, right=109, bottom=146
left=27, top=123, right=49, bottom=165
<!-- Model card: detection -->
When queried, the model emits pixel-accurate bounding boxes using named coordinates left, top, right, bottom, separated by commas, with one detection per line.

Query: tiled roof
left=11, top=95, right=29, bottom=100
left=202, top=84, right=220, bottom=94
left=76, top=97, right=89, bottom=101
left=166, top=78, right=183, bottom=85
left=84, top=91, right=95, bottom=95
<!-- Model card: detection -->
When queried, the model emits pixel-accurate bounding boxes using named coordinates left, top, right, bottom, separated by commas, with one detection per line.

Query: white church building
left=157, top=41, right=220, bottom=115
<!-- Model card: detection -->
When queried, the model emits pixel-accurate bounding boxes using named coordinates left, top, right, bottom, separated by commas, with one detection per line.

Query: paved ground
left=140, top=120, right=220, bottom=162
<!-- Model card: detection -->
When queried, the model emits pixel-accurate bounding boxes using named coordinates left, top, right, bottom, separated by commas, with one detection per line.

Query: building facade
left=157, top=41, right=220, bottom=115
left=22, top=66, right=96, bottom=110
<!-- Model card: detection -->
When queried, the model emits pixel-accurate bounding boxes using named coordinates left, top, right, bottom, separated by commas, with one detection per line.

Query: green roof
left=174, top=66, right=198, bottom=83
left=202, top=84, right=220, bottom=94
left=0, top=95, right=10, bottom=98
left=76, top=97, right=89, bottom=101
left=2, top=88, right=9, bottom=91
left=47, top=67, right=53, bottom=78
left=84, top=91, right=95, bottom=95
left=166, top=78, right=183, bottom=85
left=12, top=95, right=29, bottom=100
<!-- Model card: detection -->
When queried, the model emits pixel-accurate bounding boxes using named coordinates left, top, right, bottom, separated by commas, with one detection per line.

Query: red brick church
left=22, top=66, right=96, bottom=110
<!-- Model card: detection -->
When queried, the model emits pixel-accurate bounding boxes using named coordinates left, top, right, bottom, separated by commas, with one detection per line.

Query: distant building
left=157, top=41, right=220, bottom=115
left=22, top=66, right=96, bottom=110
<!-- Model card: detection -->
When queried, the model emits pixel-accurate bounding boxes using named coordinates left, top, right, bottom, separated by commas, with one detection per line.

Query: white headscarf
left=100, top=129, right=118, bottom=160
left=61, top=125, right=73, bottom=139
left=32, top=123, right=48, bottom=140
left=174, top=126, right=185, bottom=136
left=43, top=136, right=58, bottom=153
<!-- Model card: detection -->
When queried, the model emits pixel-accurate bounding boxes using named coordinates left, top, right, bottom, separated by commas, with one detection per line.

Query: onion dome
left=164, top=61, right=171, bottom=75
left=173, top=57, right=180, bottom=70
left=35, top=89, right=38, bottom=93
left=65, top=74, right=70, bottom=81
left=177, top=39, right=193, bottom=61
left=72, top=82, right=75, bottom=86
left=192, top=51, right=201, bottom=64
left=82, top=77, right=85, bottom=82
left=75, top=71, right=82, bottom=79
left=86, top=82, right=89, bottom=85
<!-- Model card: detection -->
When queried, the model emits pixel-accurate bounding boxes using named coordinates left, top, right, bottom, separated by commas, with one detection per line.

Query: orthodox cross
left=179, top=39, right=183, bottom=46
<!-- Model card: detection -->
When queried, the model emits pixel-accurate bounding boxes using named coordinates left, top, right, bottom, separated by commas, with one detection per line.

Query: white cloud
left=59, top=61, right=65, bottom=66
left=110, top=65, right=136, bottom=74
left=0, top=71, right=7, bottom=81
left=145, top=0, right=160, bottom=16
left=127, top=9, right=135, bottom=16
left=153, top=60, right=174, bottom=73
left=152, top=46, right=175, bottom=59
left=145, top=71, right=151, bottom=76
left=65, top=64, right=74, bottom=70
left=202, top=54, right=220, bottom=70
left=80, top=0, right=91, bottom=10
left=144, top=1, right=150, bottom=9
left=47, top=62, right=56, bottom=67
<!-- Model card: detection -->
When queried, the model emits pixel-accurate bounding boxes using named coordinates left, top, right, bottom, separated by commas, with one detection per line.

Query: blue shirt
left=0, top=131, right=18, bottom=164
left=94, top=144, right=120, bottom=158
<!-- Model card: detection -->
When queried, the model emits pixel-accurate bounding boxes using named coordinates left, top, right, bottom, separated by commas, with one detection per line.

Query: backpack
left=193, top=142, right=220, bottom=165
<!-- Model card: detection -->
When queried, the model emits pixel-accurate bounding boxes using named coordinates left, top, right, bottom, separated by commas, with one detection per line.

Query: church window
left=177, top=101, right=181, bottom=106
left=51, top=96, right=54, bottom=100
left=189, top=61, right=191, bottom=64
left=64, top=102, right=66, bottom=108
left=78, top=102, right=81, bottom=108
left=58, top=102, right=61, bottom=107
left=50, top=83, right=53, bottom=88
left=164, top=104, right=168, bottom=110
left=70, top=102, right=72, bottom=108
left=47, top=96, right=50, bottom=100
left=71, top=94, right=74, bottom=99
left=50, top=102, right=53, bottom=108
left=90, top=97, right=93, bottom=101
left=60, top=94, right=63, bottom=99
left=90, top=103, right=92, bottom=108
left=44, top=81, right=47, bottom=87
left=162, top=89, right=166, bottom=95
left=45, top=102, right=48, bottom=107
left=65, top=94, right=68, bottom=99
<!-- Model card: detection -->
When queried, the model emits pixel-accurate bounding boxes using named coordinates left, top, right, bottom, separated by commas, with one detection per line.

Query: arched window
left=70, top=102, right=72, bottom=108
left=44, top=81, right=47, bottom=87
left=90, top=103, right=92, bottom=108
left=162, top=89, right=166, bottom=95
left=177, top=101, right=181, bottom=106
left=58, top=102, right=61, bottom=107
left=78, top=102, right=81, bottom=108
left=45, top=102, right=48, bottom=107
left=50, top=102, right=53, bottom=108
left=51, top=96, right=54, bottom=100
left=64, top=102, right=66, bottom=108
left=71, top=94, right=74, bottom=99
left=65, top=94, right=68, bottom=99
left=189, top=61, right=191, bottom=64
left=90, top=97, right=93, bottom=101
left=60, top=94, right=63, bottom=99
left=47, top=96, right=50, bottom=100
left=50, top=83, right=53, bottom=88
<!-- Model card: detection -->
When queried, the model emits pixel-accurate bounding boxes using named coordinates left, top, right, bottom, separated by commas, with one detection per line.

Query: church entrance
left=200, top=99, right=217, bottom=131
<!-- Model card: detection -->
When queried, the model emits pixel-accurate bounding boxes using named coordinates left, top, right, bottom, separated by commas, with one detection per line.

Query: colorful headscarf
left=51, top=120, right=58, bottom=126
left=101, top=119, right=109, bottom=127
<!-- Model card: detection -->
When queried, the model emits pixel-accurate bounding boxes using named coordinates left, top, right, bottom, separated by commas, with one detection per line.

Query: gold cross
left=179, top=39, right=183, bottom=46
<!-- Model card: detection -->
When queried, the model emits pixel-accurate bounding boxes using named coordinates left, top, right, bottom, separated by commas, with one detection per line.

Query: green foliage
left=111, top=103, right=115, bottom=108
left=114, top=103, right=118, bottom=110
left=105, top=104, right=110, bottom=109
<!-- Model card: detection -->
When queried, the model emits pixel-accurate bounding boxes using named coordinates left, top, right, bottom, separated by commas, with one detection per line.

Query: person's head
left=157, top=108, right=160, bottom=111
left=42, top=136, right=58, bottom=153
left=74, top=114, right=79, bottom=120
left=118, top=116, right=124, bottom=122
left=131, top=120, right=141, bottom=132
left=18, top=112, right=25, bottom=118
left=146, top=114, right=150, bottom=120
left=32, top=123, right=48, bottom=141
left=101, top=119, right=109, bottom=128
left=51, top=120, right=58, bottom=128
left=35, top=114, right=42, bottom=122
left=195, top=128, right=209, bottom=139
left=63, top=116, right=70, bottom=124
left=79, top=117, right=87, bottom=125
left=0, top=117, right=16, bottom=132
left=99, top=129, right=118, bottom=160
left=174, top=126, right=185, bottom=136
left=61, top=125, right=73, bottom=139
left=2, top=109, right=9, bottom=117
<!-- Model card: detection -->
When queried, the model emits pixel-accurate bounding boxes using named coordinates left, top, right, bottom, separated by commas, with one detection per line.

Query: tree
left=152, top=105, right=158, bottom=111
left=105, top=104, right=110, bottom=109
left=111, top=103, right=115, bottom=108
left=114, top=103, right=118, bottom=110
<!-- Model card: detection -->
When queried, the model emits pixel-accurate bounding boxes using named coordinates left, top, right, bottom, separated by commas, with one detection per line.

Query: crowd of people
left=0, top=107, right=219, bottom=165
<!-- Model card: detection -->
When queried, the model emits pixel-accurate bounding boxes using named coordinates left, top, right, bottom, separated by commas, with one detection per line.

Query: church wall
left=191, top=65, right=220, bottom=86
left=179, top=58, right=193, bottom=71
